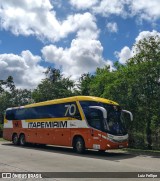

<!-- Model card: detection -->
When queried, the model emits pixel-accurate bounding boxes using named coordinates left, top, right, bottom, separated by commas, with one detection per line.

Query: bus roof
left=24, top=96, right=119, bottom=108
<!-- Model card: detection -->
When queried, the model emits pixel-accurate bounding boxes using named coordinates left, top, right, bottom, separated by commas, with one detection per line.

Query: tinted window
left=84, top=108, right=103, bottom=130
left=80, top=101, right=127, bottom=135
left=6, top=102, right=81, bottom=120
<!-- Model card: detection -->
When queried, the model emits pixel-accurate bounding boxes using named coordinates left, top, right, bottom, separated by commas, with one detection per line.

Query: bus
left=1, top=96, right=133, bottom=153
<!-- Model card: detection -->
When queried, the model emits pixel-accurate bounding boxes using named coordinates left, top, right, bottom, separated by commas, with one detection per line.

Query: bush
left=128, top=132, right=146, bottom=149
left=128, top=131, right=160, bottom=150
left=152, top=132, right=160, bottom=150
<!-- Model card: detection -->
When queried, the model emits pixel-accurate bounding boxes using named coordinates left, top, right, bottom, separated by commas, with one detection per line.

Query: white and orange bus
left=1, top=96, right=133, bottom=153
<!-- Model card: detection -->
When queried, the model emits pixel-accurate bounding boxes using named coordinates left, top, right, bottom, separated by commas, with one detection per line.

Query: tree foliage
left=78, top=35, right=160, bottom=149
left=32, top=67, right=74, bottom=102
left=0, top=76, right=33, bottom=114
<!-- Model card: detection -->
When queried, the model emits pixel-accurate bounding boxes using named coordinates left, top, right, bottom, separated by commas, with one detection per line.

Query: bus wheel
left=19, top=134, right=26, bottom=146
left=74, top=137, right=85, bottom=154
left=12, top=134, right=19, bottom=145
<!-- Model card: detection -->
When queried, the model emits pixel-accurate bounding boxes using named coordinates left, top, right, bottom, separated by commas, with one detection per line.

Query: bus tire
left=74, top=137, right=85, bottom=154
left=19, top=134, right=26, bottom=146
left=12, top=133, right=19, bottom=145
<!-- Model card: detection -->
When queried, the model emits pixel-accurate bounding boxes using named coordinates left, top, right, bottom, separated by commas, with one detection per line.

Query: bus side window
left=84, top=109, right=103, bottom=130
left=6, top=110, right=16, bottom=120
left=64, top=103, right=82, bottom=120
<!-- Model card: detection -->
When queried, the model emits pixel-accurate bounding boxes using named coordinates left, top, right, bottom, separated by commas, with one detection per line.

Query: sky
left=0, top=0, right=160, bottom=89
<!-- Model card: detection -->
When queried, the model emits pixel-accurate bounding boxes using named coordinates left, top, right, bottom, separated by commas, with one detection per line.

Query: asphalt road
left=0, top=141, right=160, bottom=181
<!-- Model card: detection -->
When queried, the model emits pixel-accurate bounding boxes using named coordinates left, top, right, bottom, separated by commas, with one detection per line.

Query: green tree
left=0, top=76, right=15, bottom=93
left=78, top=35, right=160, bottom=149
left=0, top=76, right=15, bottom=114
left=78, top=73, right=94, bottom=95
left=10, top=89, right=33, bottom=106
left=32, top=67, right=74, bottom=102
left=127, top=36, right=160, bottom=149
left=0, top=76, right=33, bottom=114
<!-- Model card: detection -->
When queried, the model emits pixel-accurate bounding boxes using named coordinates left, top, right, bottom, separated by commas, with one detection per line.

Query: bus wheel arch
left=12, top=133, right=19, bottom=145
left=19, top=133, right=26, bottom=146
left=72, top=135, right=85, bottom=154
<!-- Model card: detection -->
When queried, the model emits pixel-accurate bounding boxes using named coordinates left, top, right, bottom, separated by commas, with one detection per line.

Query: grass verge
left=0, top=138, right=6, bottom=141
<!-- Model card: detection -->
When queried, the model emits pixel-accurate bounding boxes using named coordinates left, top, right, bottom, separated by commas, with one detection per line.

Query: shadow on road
left=1, top=142, right=139, bottom=161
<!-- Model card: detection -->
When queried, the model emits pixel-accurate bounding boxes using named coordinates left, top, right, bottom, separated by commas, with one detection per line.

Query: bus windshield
left=80, top=101, right=127, bottom=136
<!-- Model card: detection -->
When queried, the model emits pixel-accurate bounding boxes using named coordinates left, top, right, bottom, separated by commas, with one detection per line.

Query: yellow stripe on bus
left=76, top=101, right=85, bottom=120
left=4, top=118, right=8, bottom=123
left=25, top=117, right=78, bottom=122
left=24, top=96, right=119, bottom=108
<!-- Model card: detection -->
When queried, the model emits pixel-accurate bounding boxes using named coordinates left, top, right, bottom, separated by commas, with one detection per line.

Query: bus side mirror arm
left=122, top=110, right=133, bottom=121
left=89, top=106, right=107, bottom=119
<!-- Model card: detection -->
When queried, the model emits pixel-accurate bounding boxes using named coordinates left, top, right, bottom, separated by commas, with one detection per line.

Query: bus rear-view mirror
left=89, top=106, right=107, bottom=119
left=122, top=110, right=133, bottom=121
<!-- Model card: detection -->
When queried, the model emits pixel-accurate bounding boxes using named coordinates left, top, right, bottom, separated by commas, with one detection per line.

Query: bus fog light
left=107, top=144, right=110, bottom=148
